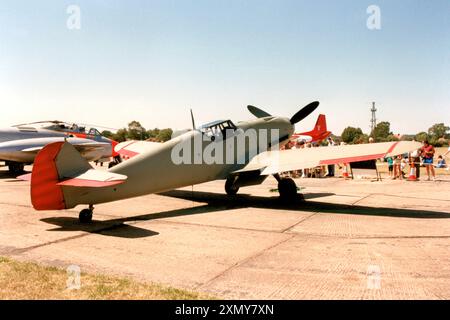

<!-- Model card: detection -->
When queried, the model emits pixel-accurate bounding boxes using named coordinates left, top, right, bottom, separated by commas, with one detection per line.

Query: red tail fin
left=30, top=141, right=127, bottom=211
left=311, top=114, right=327, bottom=133
left=293, top=114, right=331, bottom=143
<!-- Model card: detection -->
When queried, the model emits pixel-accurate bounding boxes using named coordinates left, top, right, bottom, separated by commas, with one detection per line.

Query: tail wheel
left=278, top=177, right=298, bottom=200
left=225, top=177, right=239, bottom=195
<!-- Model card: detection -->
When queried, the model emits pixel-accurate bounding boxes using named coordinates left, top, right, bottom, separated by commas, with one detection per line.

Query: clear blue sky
left=1, top=0, right=449, bottom=134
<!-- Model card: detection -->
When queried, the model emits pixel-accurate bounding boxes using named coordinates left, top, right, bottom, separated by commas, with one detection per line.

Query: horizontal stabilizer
left=57, top=169, right=126, bottom=187
left=17, top=173, right=32, bottom=181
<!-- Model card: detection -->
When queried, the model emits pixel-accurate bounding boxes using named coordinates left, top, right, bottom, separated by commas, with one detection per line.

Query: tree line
left=340, top=122, right=449, bottom=146
left=101, top=121, right=173, bottom=143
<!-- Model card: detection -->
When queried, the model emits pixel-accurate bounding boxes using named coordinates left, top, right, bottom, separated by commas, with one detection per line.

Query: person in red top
left=421, top=140, right=436, bottom=181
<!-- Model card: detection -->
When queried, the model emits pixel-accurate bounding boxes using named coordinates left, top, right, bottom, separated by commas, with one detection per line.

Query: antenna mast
left=370, top=102, right=377, bottom=135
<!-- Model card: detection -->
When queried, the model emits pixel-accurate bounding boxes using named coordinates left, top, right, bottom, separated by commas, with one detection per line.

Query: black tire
left=8, top=162, right=25, bottom=174
left=278, top=178, right=297, bottom=201
left=108, top=162, right=115, bottom=169
left=79, top=209, right=93, bottom=223
left=225, top=177, right=239, bottom=195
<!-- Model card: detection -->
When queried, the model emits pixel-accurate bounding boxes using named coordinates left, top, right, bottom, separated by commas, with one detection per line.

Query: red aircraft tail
left=293, top=114, right=331, bottom=143
left=30, top=142, right=127, bottom=210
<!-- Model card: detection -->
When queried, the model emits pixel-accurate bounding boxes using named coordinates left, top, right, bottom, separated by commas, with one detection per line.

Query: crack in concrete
left=351, top=194, right=373, bottom=206
left=281, top=211, right=319, bottom=233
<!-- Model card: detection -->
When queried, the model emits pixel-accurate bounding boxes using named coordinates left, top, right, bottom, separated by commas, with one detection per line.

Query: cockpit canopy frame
left=198, top=120, right=237, bottom=140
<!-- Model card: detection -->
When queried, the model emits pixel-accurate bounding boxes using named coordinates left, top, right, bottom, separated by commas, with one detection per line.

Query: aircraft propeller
left=289, top=101, right=320, bottom=124
left=247, top=105, right=272, bottom=118
left=247, top=101, right=320, bottom=124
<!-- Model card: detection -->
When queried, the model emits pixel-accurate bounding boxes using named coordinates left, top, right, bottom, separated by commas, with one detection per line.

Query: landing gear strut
left=79, top=205, right=94, bottom=223
left=225, top=176, right=239, bottom=195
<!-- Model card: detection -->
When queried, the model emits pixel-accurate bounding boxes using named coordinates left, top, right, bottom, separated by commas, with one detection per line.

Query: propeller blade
left=247, top=105, right=272, bottom=118
left=290, top=101, right=320, bottom=124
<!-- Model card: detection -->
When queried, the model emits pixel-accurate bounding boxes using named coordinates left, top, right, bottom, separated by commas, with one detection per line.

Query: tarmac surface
left=0, top=165, right=449, bottom=299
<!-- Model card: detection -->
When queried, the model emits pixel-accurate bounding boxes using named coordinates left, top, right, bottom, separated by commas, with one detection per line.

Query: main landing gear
left=225, top=173, right=304, bottom=202
left=274, top=174, right=303, bottom=202
left=278, top=177, right=298, bottom=200
left=79, top=205, right=94, bottom=223
left=225, top=176, right=239, bottom=195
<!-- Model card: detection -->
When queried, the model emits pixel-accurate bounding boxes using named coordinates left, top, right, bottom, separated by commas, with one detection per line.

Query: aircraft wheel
left=278, top=177, right=298, bottom=201
left=108, top=162, right=116, bottom=169
left=8, top=162, right=25, bottom=174
left=79, top=208, right=93, bottom=223
left=225, top=177, right=239, bottom=195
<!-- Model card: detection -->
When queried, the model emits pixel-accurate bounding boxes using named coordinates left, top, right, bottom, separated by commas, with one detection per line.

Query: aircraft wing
left=233, top=141, right=421, bottom=176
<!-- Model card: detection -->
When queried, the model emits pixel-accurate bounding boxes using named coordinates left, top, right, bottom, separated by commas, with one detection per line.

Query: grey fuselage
left=0, top=126, right=112, bottom=163
left=63, top=116, right=294, bottom=208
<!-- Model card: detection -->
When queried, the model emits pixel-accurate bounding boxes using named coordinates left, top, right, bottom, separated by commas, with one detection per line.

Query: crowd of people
left=280, top=137, right=339, bottom=179
left=386, top=140, right=449, bottom=181
left=281, top=138, right=449, bottom=182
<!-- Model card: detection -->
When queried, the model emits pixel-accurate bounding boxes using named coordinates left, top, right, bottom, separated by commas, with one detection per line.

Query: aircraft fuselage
left=62, top=116, right=294, bottom=208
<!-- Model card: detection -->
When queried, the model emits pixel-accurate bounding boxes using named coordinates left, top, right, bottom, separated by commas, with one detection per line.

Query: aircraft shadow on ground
left=40, top=203, right=230, bottom=238
left=0, top=170, right=29, bottom=181
left=40, top=217, right=159, bottom=238
left=159, top=189, right=450, bottom=219
left=40, top=188, right=449, bottom=238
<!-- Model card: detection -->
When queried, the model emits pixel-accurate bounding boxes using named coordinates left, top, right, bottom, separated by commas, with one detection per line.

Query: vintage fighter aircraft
left=25, top=102, right=421, bottom=223
left=0, top=121, right=119, bottom=173
left=114, top=114, right=331, bottom=160
left=291, top=114, right=331, bottom=144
